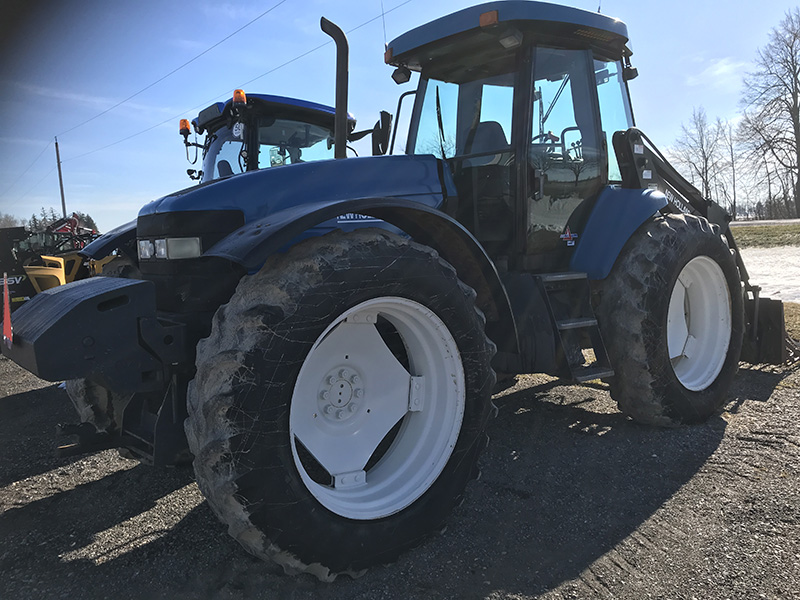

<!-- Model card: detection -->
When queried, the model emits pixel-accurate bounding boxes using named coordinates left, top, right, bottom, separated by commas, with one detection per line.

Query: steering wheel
left=531, top=132, right=559, bottom=144
left=531, top=132, right=562, bottom=156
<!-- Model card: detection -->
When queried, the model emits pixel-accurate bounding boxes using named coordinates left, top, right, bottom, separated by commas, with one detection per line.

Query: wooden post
left=54, top=136, right=67, bottom=218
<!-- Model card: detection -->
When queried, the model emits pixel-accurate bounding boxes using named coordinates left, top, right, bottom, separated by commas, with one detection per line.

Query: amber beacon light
left=179, top=119, right=191, bottom=138
left=233, top=89, right=247, bottom=106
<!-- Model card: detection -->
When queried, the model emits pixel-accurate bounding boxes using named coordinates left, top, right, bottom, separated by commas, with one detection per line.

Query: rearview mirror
left=372, top=111, right=393, bottom=156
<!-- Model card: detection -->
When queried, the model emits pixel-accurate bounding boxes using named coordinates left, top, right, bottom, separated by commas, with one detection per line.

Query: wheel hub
left=318, top=367, right=364, bottom=423
left=290, top=296, right=466, bottom=520
left=667, top=255, right=732, bottom=391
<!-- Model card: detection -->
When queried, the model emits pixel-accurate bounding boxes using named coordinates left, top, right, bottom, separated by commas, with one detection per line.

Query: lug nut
left=354, top=388, right=363, bottom=398
left=351, top=375, right=360, bottom=384
left=336, top=410, right=345, bottom=420
left=349, top=403, right=358, bottom=413
left=320, top=391, right=329, bottom=400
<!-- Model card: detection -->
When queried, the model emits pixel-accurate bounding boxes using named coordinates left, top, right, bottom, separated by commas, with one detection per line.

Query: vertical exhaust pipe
left=320, top=17, right=349, bottom=159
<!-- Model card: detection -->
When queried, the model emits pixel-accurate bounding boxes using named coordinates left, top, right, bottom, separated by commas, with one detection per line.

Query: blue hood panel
left=139, top=155, right=445, bottom=223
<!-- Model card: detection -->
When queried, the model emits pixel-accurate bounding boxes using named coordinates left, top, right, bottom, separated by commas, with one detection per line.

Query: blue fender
left=205, top=196, right=518, bottom=355
left=570, top=187, right=667, bottom=279
left=80, top=219, right=137, bottom=260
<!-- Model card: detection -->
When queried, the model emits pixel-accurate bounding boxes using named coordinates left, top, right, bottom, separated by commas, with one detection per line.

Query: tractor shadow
left=0, top=382, right=231, bottom=600
left=390, top=374, right=731, bottom=597
left=388, top=363, right=794, bottom=598
left=727, top=362, right=796, bottom=411
left=0, top=382, right=89, bottom=487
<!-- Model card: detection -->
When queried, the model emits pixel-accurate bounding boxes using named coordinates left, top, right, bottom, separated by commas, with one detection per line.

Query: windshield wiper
left=435, top=86, right=448, bottom=160
left=542, top=74, right=570, bottom=126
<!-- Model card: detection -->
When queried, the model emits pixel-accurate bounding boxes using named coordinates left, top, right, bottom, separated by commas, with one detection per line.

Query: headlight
left=138, top=240, right=154, bottom=260
left=154, top=239, right=168, bottom=259
left=166, top=237, right=202, bottom=259
left=138, top=237, right=202, bottom=260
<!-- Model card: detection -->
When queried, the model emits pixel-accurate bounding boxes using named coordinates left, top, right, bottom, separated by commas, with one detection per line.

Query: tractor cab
left=388, top=1, right=636, bottom=271
left=180, top=93, right=356, bottom=183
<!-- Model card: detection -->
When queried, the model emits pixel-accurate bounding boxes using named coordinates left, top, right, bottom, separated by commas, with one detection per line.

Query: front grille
left=137, top=210, right=245, bottom=314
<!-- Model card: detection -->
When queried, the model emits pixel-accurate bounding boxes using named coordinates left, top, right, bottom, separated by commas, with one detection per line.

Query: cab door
left=524, top=47, right=606, bottom=270
left=410, top=67, right=520, bottom=258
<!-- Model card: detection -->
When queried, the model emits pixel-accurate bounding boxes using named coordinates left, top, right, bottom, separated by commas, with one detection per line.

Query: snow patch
left=739, top=246, right=800, bottom=303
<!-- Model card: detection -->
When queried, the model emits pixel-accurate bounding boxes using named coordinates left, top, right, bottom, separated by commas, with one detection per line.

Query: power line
left=63, top=116, right=174, bottom=163
left=238, top=0, right=414, bottom=89
left=62, top=0, right=415, bottom=164
left=1, top=140, right=53, bottom=197
left=17, top=165, right=56, bottom=206
left=57, top=0, right=289, bottom=138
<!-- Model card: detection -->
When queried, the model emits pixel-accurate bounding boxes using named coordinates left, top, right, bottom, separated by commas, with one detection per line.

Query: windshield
left=201, top=123, right=247, bottom=182
left=200, top=116, right=335, bottom=183
left=255, top=117, right=335, bottom=168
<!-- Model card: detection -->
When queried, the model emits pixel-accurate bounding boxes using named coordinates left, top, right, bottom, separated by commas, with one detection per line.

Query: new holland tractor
left=1, top=1, right=788, bottom=581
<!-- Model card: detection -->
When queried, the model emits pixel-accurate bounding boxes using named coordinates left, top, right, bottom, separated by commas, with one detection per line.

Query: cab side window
left=594, top=58, right=634, bottom=183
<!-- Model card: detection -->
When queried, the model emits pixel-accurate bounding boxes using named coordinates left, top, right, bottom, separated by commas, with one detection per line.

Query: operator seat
left=466, top=121, right=509, bottom=165
left=217, top=160, right=234, bottom=178
left=456, top=120, right=514, bottom=247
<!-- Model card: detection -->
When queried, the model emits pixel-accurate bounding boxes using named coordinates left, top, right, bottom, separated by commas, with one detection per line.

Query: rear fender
left=206, top=197, right=518, bottom=355
left=570, top=187, right=667, bottom=280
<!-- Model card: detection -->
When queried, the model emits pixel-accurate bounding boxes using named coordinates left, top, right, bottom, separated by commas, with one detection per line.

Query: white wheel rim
left=667, top=255, right=732, bottom=391
left=289, top=297, right=465, bottom=520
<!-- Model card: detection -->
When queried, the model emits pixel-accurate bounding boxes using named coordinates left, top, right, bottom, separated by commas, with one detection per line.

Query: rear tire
left=597, top=214, right=744, bottom=426
left=185, top=229, right=495, bottom=580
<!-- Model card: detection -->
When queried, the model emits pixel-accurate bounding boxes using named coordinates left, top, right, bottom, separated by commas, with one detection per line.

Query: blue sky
left=0, top=0, right=796, bottom=232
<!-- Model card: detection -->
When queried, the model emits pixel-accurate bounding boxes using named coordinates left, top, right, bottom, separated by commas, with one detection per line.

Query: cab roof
left=387, top=1, right=629, bottom=72
left=193, top=94, right=354, bottom=133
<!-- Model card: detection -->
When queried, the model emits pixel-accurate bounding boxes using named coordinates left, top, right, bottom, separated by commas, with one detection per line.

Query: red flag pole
left=3, top=272, right=13, bottom=349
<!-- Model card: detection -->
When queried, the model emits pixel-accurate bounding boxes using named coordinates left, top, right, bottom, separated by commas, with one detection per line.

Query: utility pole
left=54, top=136, right=67, bottom=218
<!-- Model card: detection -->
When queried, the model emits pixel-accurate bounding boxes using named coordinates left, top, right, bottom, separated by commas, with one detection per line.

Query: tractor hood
left=139, top=154, right=448, bottom=224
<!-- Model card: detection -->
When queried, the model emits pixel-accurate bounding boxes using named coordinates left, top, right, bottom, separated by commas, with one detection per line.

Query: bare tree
left=0, top=212, right=22, bottom=228
left=740, top=8, right=800, bottom=218
left=716, top=119, right=740, bottom=219
left=673, top=107, right=724, bottom=200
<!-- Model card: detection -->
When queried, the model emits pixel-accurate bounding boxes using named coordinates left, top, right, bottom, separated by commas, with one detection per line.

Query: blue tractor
left=2, top=1, right=787, bottom=580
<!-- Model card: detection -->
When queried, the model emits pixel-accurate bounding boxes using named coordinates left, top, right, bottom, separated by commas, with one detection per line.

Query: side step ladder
left=536, top=272, right=614, bottom=383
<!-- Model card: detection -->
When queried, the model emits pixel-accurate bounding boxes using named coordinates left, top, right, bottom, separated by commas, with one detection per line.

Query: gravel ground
left=1, top=355, right=799, bottom=600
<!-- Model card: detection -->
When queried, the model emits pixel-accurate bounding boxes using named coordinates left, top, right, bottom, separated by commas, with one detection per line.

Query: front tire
left=597, top=214, right=744, bottom=426
left=185, top=229, right=495, bottom=580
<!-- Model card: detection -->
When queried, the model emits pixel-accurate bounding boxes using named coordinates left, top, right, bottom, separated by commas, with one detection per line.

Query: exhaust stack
left=320, top=18, right=349, bottom=159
